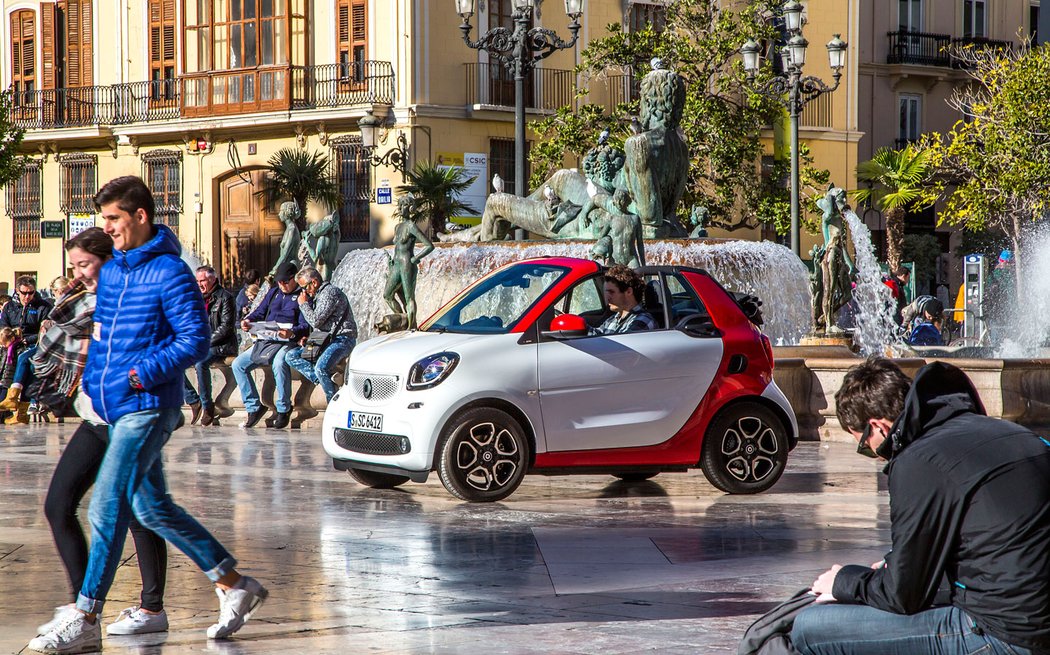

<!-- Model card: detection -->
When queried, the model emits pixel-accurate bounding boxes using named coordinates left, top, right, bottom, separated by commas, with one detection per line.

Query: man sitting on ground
left=789, top=357, right=1050, bottom=654
left=595, top=265, right=657, bottom=335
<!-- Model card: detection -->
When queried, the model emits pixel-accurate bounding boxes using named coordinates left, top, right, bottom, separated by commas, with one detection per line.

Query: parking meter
left=963, top=254, right=984, bottom=340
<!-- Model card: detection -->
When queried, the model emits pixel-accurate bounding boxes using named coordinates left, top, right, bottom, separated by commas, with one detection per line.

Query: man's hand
left=241, top=319, right=251, bottom=332
left=298, top=291, right=309, bottom=304
left=812, top=564, right=842, bottom=602
left=277, top=328, right=295, bottom=340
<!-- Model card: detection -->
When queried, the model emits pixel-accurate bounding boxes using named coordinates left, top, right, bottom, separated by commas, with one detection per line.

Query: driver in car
left=595, top=265, right=657, bottom=334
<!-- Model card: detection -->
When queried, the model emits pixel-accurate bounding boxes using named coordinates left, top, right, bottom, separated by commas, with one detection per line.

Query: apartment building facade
left=857, top=0, right=1039, bottom=290
left=1, top=0, right=858, bottom=290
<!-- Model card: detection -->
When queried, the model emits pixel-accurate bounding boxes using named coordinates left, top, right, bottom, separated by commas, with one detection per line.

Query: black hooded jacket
left=832, top=362, right=1050, bottom=653
left=0, top=292, right=52, bottom=346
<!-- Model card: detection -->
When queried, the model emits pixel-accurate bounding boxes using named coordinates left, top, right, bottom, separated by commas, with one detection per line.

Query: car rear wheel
left=438, top=407, right=530, bottom=502
left=613, top=472, right=659, bottom=482
left=347, top=467, right=410, bottom=489
left=701, top=402, right=788, bottom=494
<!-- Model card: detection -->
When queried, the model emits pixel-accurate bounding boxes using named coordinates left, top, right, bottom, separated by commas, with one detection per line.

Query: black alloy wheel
left=700, top=402, right=788, bottom=494
left=437, top=407, right=530, bottom=502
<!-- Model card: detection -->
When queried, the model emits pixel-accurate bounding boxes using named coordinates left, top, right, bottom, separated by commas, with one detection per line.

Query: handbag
left=249, top=339, right=285, bottom=366
left=300, top=306, right=349, bottom=364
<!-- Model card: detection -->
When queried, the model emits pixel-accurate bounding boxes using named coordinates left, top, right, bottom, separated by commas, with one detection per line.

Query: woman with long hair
left=32, top=227, right=171, bottom=643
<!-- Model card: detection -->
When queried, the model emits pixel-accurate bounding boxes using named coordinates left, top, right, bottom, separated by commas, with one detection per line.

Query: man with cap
left=905, top=296, right=944, bottom=346
left=232, top=262, right=310, bottom=429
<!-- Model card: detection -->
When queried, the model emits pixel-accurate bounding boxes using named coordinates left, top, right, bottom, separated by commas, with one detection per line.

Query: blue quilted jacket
left=83, top=225, right=209, bottom=424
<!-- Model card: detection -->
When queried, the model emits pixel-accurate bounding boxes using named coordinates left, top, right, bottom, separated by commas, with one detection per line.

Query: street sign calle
left=41, top=221, right=65, bottom=238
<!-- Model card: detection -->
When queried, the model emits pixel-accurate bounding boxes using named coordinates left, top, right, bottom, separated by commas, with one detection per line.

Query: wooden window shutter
left=10, top=10, right=36, bottom=89
left=351, top=0, right=366, bottom=57
left=41, top=2, right=57, bottom=91
left=64, top=0, right=93, bottom=88
left=337, top=0, right=350, bottom=61
left=149, top=0, right=176, bottom=77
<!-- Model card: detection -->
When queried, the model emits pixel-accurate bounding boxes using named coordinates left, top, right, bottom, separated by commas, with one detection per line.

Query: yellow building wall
left=1, top=0, right=861, bottom=288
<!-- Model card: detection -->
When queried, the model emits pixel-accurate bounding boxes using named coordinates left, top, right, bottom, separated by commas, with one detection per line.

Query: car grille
left=334, top=428, right=411, bottom=456
left=349, top=373, right=399, bottom=402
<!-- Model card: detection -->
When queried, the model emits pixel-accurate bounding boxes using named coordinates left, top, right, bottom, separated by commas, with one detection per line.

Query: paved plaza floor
left=0, top=422, right=895, bottom=654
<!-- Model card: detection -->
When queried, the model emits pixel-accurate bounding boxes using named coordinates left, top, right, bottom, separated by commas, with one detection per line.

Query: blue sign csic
left=376, top=186, right=392, bottom=205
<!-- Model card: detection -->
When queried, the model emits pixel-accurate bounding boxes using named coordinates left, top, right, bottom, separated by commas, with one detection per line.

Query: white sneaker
left=37, top=604, right=76, bottom=636
left=27, top=612, right=101, bottom=654
left=207, top=576, right=268, bottom=639
left=106, top=606, right=169, bottom=635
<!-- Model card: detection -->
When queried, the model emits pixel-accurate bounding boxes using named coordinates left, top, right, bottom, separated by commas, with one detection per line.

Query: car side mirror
left=542, top=313, right=589, bottom=340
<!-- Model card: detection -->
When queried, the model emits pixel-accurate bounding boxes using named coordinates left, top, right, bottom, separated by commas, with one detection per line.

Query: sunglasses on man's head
left=857, top=423, right=879, bottom=459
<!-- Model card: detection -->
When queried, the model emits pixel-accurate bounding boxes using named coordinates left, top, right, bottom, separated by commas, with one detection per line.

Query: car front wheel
left=437, top=407, right=530, bottom=502
left=347, top=467, right=410, bottom=489
left=700, top=402, right=788, bottom=494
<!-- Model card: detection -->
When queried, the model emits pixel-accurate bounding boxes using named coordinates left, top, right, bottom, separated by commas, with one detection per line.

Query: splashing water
left=331, top=239, right=813, bottom=343
left=843, top=210, right=900, bottom=355
left=997, top=223, right=1050, bottom=358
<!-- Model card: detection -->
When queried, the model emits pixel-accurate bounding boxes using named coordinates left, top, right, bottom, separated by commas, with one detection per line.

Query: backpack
left=738, top=588, right=817, bottom=655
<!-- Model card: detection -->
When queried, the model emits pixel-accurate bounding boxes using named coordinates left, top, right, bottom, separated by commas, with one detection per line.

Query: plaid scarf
left=31, top=281, right=96, bottom=397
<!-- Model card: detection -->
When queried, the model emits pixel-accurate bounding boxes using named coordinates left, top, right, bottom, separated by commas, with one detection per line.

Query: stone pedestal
left=799, top=333, right=855, bottom=351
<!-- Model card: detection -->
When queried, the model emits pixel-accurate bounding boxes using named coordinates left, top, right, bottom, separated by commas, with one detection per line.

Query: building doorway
left=217, top=168, right=286, bottom=287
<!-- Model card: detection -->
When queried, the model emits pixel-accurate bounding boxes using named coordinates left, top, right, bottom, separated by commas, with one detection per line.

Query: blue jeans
left=184, top=353, right=224, bottom=407
left=792, top=603, right=1033, bottom=655
left=77, top=408, right=235, bottom=614
left=13, top=345, right=36, bottom=386
left=284, top=335, right=355, bottom=401
left=232, top=344, right=293, bottom=413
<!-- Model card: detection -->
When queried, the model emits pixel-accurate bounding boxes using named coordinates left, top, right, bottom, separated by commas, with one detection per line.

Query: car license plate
left=348, top=411, right=383, bottom=432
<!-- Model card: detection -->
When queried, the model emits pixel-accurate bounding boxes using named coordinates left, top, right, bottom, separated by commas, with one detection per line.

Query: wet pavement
left=0, top=423, right=894, bottom=654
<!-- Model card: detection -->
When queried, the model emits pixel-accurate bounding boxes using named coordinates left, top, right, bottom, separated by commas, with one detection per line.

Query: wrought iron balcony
left=464, top=62, right=574, bottom=111
left=950, top=36, right=1013, bottom=68
left=9, top=61, right=395, bottom=130
left=887, top=31, right=952, bottom=67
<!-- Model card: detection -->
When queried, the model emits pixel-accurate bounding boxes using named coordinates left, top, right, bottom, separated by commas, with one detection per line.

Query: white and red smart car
left=322, top=257, right=798, bottom=502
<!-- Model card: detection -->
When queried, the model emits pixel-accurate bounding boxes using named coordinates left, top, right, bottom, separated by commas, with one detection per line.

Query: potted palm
left=397, top=161, right=479, bottom=238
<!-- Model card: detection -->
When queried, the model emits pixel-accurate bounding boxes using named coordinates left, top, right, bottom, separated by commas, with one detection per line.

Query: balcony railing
left=465, top=63, right=574, bottom=111
left=887, top=31, right=1013, bottom=68
left=950, top=36, right=1013, bottom=68
left=606, top=73, right=639, bottom=109
left=799, top=93, right=833, bottom=128
left=9, top=61, right=395, bottom=130
left=887, top=30, right=952, bottom=66
left=292, top=62, right=395, bottom=109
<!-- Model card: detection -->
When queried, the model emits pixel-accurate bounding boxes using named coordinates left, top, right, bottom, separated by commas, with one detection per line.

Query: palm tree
left=257, top=147, right=342, bottom=230
left=854, top=143, right=941, bottom=272
left=397, top=161, right=478, bottom=238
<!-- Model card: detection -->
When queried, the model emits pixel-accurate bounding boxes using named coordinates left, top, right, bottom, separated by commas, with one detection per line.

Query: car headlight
left=407, top=352, right=460, bottom=390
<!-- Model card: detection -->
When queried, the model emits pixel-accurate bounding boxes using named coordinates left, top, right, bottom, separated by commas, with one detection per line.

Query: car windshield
left=424, top=263, right=567, bottom=334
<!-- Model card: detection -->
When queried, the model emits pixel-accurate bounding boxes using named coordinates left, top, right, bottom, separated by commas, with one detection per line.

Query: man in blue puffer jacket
left=30, top=177, right=268, bottom=654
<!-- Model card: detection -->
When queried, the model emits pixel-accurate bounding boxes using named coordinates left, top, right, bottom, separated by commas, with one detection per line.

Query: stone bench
left=188, top=354, right=346, bottom=429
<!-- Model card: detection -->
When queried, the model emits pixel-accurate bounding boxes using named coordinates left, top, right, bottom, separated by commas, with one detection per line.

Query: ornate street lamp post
left=741, top=1, right=847, bottom=257
left=455, top=0, right=583, bottom=205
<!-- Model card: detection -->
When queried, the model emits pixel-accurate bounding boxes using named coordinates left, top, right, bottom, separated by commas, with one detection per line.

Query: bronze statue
left=464, top=65, right=688, bottom=242
left=269, top=201, right=302, bottom=279
left=688, top=206, right=709, bottom=238
left=621, top=65, right=689, bottom=238
left=812, top=184, right=855, bottom=334
left=383, top=194, right=435, bottom=330
left=590, top=189, right=645, bottom=268
left=302, top=212, right=341, bottom=281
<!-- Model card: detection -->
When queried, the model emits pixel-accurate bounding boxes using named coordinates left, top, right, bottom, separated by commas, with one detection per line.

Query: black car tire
left=613, top=472, right=659, bottom=482
left=438, top=407, right=530, bottom=502
left=700, top=402, right=788, bottom=494
left=347, top=467, right=410, bottom=489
